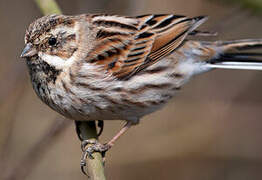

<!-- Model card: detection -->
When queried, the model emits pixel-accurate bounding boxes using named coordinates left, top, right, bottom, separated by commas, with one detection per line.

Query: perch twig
left=35, top=0, right=62, bottom=15
left=77, top=121, right=106, bottom=180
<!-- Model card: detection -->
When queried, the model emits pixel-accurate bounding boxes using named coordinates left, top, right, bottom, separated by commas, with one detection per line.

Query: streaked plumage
left=21, top=13, right=262, bottom=165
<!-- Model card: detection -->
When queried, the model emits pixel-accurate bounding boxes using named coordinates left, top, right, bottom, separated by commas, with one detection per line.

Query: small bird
left=21, top=14, right=262, bottom=170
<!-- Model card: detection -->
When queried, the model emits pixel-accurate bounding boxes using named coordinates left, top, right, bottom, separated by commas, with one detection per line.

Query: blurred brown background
left=0, top=0, right=262, bottom=179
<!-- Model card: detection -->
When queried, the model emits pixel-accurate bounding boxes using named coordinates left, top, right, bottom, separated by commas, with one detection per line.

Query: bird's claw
left=80, top=139, right=111, bottom=175
left=81, top=139, right=97, bottom=152
left=80, top=160, right=88, bottom=176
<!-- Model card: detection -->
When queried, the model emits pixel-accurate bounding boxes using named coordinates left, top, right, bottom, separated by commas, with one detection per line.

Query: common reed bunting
left=21, top=14, right=262, bottom=172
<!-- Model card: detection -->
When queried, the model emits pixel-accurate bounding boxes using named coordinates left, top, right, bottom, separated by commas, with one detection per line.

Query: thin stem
left=35, top=0, right=62, bottom=15
left=77, top=121, right=106, bottom=180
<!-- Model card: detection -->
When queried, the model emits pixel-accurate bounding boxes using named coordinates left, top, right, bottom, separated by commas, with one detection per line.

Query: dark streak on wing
left=153, top=15, right=186, bottom=29
left=96, top=29, right=129, bottom=39
left=137, top=32, right=154, bottom=39
left=93, top=20, right=138, bottom=31
left=145, top=14, right=169, bottom=26
left=89, top=38, right=124, bottom=63
left=131, top=46, right=147, bottom=52
left=108, top=60, right=117, bottom=69
left=124, top=57, right=141, bottom=63
left=127, top=51, right=144, bottom=58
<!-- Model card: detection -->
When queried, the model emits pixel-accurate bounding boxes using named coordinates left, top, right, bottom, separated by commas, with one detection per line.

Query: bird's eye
left=48, top=37, right=57, bottom=46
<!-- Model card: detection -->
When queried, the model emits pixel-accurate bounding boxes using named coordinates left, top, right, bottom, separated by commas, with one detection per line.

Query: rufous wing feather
left=87, top=14, right=208, bottom=79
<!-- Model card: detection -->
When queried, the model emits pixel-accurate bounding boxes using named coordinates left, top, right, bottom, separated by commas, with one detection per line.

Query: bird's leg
left=81, top=121, right=133, bottom=155
left=106, top=120, right=134, bottom=148
left=97, top=120, right=104, bottom=137
left=80, top=121, right=133, bottom=169
left=75, top=120, right=104, bottom=141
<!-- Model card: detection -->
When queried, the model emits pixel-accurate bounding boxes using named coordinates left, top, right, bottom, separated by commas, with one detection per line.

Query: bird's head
left=21, top=14, right=79, bottom=69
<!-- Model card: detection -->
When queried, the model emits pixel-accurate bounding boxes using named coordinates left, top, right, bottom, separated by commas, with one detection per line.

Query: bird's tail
left=205, top=39, right=262, bottom=70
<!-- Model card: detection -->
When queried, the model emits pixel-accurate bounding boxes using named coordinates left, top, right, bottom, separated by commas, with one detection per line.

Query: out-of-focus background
left=0, top=0, right=262, bottom=179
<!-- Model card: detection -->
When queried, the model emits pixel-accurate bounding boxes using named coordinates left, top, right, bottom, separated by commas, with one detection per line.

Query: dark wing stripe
left=135, top=40, right=150, bottom=46
left=146, top=18, right=158, bottom=26
left=144, top=14, right=186, bottom=30
left=154, top=18, right=191, bottom=34
left=153, top=15, right=186, bottom=29
left=93, top=20, right=138, bottom=31
left=127, top=51, right=144, bottom=58
left=96, top=29, right=129, bottom=39
left=106, top=48, right=121, bottom=57
left=89, top=41, right=124, bottom=63
left=108, top=60, right=117, bottom=69
left=136, top=32, right=155, bottom=39
left=146, top=14, right=170, bottom=26
left=131, top=46, right=147, bottom=52
left=90, top=37, right=127, bottom=54
left=124, top=57, right=141, bottom=63
left=125, top=51, right=150, bottom=62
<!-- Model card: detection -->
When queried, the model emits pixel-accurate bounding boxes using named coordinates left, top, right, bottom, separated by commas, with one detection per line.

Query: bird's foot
left=80, top=139, right=111, bottom=175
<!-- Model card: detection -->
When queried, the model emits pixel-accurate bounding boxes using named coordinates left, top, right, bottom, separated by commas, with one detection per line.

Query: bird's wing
left=87, top=14, right=208, bottom=79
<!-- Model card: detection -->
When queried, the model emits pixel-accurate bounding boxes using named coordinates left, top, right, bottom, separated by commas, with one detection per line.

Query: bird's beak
left=20, top=43, right=37, bottom=58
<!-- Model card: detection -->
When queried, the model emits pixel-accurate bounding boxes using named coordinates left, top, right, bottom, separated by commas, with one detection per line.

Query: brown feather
left=151, top=20, right=192, bottom=52
left=87, top=14, right=208, bottom=79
